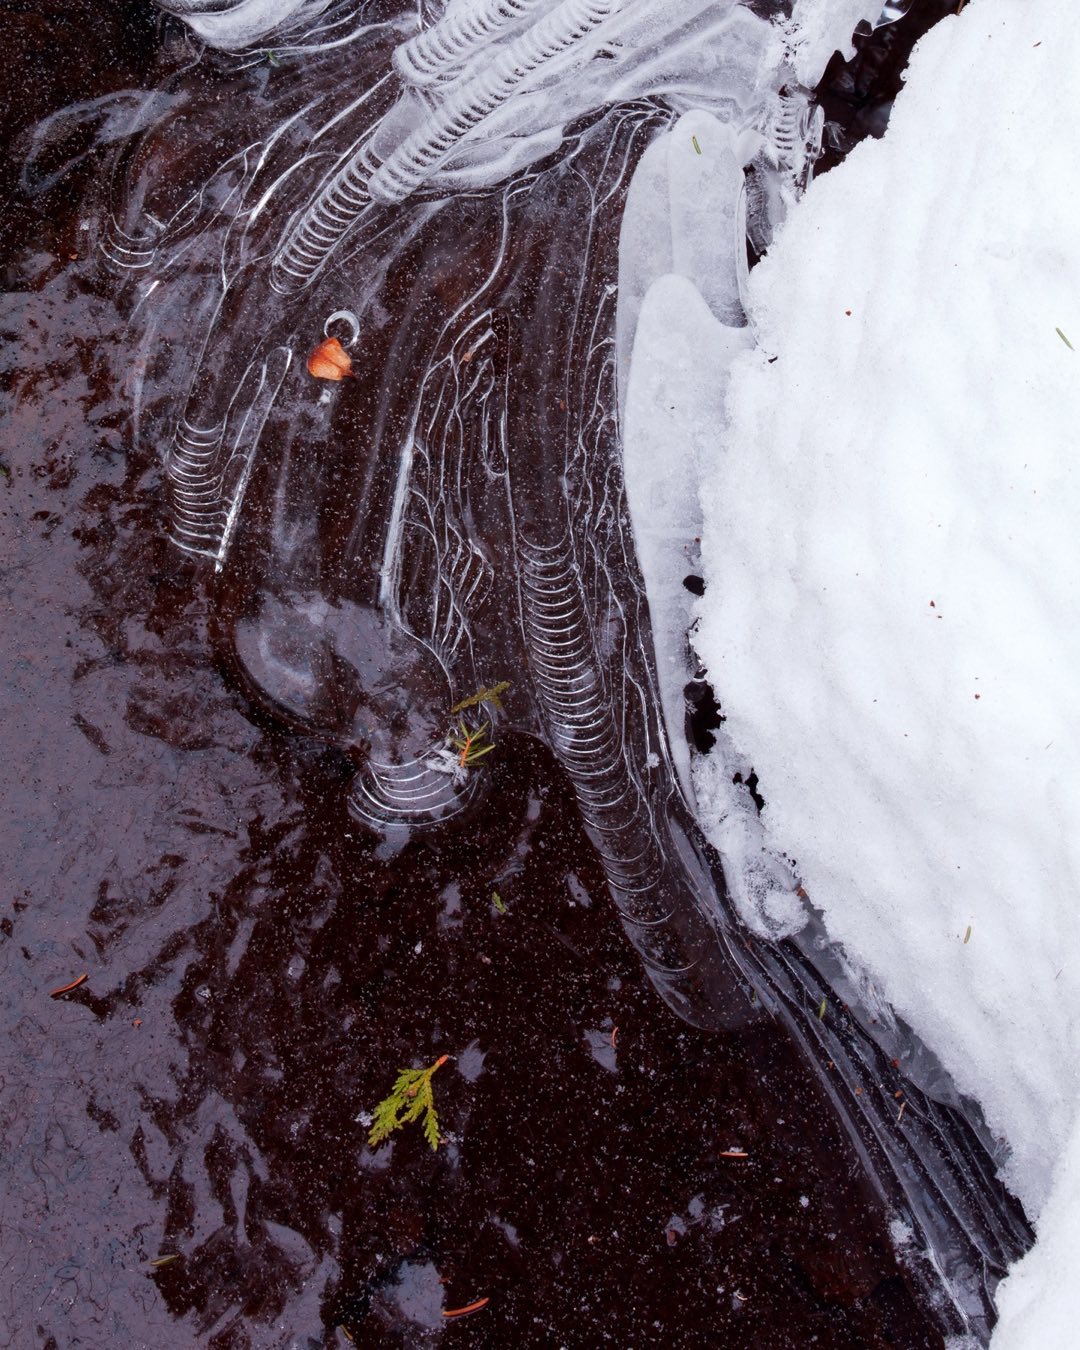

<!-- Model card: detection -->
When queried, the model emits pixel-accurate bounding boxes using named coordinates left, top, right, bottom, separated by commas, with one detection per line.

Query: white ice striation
left=271, top=0, right=808, bottom=291
left=156, top=0, right=333, bottom=47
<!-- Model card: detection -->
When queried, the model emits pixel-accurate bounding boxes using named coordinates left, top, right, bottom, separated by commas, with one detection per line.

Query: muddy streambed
left=1, top=2, right=976, bottom=1346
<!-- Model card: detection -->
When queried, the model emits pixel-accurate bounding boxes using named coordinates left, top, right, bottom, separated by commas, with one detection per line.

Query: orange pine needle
left=458, top=732, right=475, bottom=768
left=719, top=1149, right=748, bottom=1159
left=442, top=1297, right=489, bottom=1319
left=50, top=974, right=88, bottom=997
left=307, top=337, right=353, bottom=381
left=610, top=1026, right=618, bottom=1048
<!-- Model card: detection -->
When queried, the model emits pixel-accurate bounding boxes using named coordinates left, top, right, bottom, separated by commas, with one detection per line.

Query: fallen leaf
left=308, top=337, right=353, bottom=381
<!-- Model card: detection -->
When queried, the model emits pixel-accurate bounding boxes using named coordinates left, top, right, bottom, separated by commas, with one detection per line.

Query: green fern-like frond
left=367, top=1056, right=449, bottom=1151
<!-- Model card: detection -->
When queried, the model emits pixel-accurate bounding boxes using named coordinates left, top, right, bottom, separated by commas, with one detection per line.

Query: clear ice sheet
left=49, top=0, right=1038, bottom=1338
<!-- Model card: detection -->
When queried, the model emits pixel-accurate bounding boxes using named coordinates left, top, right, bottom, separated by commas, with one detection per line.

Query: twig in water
left=443, top=1297, right=490, bottom=1319
left=368, top=1055, right=450, bottom=1151
left=50, top=974, right=88, bottom=998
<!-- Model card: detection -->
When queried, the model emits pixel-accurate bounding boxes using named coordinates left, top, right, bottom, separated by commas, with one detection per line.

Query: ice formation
left=68, top=0, right=1050, bottom=1338
left=675, top=1, right=1076, bottom=1345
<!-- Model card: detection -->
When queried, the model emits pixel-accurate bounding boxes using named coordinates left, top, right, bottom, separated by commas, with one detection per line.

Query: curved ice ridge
left=371, top=0, right=621, bottom=204
left=273, top=0, right=621, bottom=288
left=350, top=754, right=477, bottom=827
left=156, top=0, right=330, bottom=48
left=394, top=0, right=550, bottom=87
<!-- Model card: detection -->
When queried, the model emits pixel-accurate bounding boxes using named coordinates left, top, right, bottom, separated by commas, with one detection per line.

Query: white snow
left=631, top=0, right=1080, bottom=1342
left=783, top=0, right=881, bottom=84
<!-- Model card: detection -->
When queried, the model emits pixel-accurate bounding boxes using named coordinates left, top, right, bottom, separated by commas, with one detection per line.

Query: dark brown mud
left=0, top=3, right=973, bottom=1346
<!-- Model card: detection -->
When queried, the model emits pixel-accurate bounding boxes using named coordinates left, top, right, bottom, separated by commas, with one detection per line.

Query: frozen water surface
left=0, top=0, right=1061, bottom=1344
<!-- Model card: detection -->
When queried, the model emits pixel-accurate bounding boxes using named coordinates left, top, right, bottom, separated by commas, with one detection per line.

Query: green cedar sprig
left=368, top=1055, right=450, bottom=1151
left=450, top=682, right=511, bottom=715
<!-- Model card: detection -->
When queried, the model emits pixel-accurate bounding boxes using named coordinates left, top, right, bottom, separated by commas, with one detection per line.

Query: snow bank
left=783, top=0, right=881, bottom=85
left=686, top=0, right=1080, bottom=1338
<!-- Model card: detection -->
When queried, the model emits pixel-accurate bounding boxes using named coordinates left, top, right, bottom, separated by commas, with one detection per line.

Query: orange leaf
left=442, top=1297, right=489, bottom=1319
left=307, top=337, right=353, bottom=381
left=50, top=974, right=88, bottom=997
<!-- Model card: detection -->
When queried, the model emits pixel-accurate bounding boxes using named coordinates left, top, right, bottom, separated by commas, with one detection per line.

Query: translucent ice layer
left=65, top=0, right=1035, bottom=1338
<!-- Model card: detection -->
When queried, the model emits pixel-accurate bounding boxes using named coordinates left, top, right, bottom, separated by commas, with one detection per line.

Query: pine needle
left=963, top=924, right=972, bottom=944
left=692, top=134, right=702, bottom=155
left=368, top=1055, right=450, bottom=1151
left=50, top=973, right=88, bottom=998
left=817, top=997, right=827, bottom=1020
left=492, top=891, right=507, bottom=915
left=1056, top=327, right=1074, bottom=351
left=443, top=1297, right=490, bottom=1319
left=451, top=682, right=511, bottom=715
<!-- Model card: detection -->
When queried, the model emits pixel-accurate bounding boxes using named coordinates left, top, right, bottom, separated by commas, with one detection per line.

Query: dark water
left=0, top=3, right=1000, bottom=1346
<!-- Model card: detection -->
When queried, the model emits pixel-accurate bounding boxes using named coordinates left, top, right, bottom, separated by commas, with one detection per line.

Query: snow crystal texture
left=689, top=4, right=1080, bottom=1336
